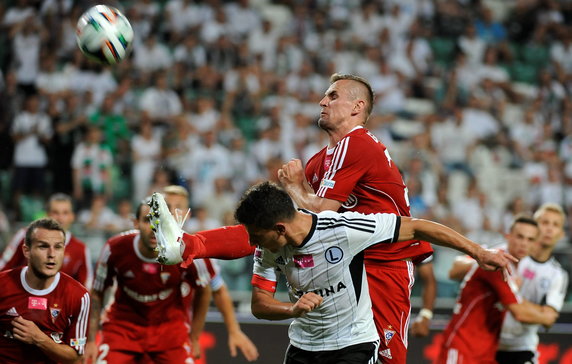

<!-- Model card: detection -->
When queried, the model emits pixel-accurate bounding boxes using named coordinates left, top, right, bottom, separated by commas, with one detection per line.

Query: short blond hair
left=533, top=203, right=566, bottom=224
left=163, top=185, right=189, bottom=198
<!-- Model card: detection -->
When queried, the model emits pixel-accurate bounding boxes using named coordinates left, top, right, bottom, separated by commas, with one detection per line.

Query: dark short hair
left=330, top=73, right=375, bottom=118
left=509, top=215, right=538, bottom=232
left=235, top=182, right=296, bottom=229
left=47, top=193, right=74, bottom=211
left=136, top=196, right=153, bottom=220
left=25, top=218, right=66, bottom=247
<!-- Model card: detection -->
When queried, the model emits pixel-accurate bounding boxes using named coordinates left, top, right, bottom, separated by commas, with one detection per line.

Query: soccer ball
left=76, top=5, right=134, bottom=65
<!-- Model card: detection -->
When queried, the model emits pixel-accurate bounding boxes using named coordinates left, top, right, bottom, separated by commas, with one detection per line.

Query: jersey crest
left=325, top=247, right=343, bottom=264
left=383, top=326, right=396, bottom=346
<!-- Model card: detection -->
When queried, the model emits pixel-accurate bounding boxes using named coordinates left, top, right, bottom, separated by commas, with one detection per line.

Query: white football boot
left=148, top=192, right=189, bottom=265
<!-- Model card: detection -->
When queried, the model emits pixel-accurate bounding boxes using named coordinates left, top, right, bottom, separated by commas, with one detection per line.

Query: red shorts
left=365, top=259, right=415, bottom=364
left=98, top=320, right=193, bottom=364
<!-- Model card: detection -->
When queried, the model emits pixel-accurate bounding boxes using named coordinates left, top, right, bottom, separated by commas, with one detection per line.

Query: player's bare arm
left=410, top=262, right=436, bottom=337
left=85, top=290, right=104, bottom=363
left=398, top=217, right=518, bottom=275
left=11, top=316, right=81, bottom=364
left=507, top=300, right=559, bottom=327
left=278, top=159, right=342, bottom=212
left=212, top=285, right=259, bottom=361
left=251, top=286, right=323, bottom=320
left=190, top=285, right=212, bottom=359
left=448, top=256, right=475, bottom=281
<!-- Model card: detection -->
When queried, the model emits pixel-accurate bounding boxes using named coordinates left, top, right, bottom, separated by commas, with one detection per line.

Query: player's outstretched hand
left=475, top=248, right=519, bottom=280
left=278, top=159, right=306, bottom=187
left=291, top=292, right=323, bottom=317
left=410, top=317, right=430, bottom=337
left=228, top=329, right=259, bottom=362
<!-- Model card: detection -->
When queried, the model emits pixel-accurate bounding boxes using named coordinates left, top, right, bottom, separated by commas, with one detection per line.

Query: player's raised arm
left=397, top=216, right=518, bottom=274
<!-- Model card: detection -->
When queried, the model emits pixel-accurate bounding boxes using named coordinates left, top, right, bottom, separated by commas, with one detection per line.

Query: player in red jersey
left=0, top=218, right=91, bottom=364
left=436, top=216, right=558, bottom=364
left=278, top=73, right=433, bottom=362
left=162, top=185, right=259, bottom=361
left=0, top=193, right=93, bottom=289
left=85, top=198, right=214, bottom=364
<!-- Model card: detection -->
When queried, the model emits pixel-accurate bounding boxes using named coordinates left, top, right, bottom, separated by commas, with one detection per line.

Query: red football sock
left=180, top=225, right=255, bottom=267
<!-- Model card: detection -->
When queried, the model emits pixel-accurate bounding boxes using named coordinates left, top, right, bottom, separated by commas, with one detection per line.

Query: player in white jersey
left=232, top=182, right=517, bottom=364
left=496, top=204, right=569, bottom=364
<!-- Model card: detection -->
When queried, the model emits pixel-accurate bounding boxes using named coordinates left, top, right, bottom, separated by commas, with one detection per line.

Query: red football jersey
left=305, top=127, right=433, bottom=262
left=439, top=264, right=520, bottom=363
left=0, top=267, right=90, bottom=364
left=0, top=228, right=93, bottom=289
left=93, top=231, right=212, bottom=340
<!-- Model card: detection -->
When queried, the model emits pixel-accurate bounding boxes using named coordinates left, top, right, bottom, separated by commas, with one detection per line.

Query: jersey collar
left=20, top=266, right=60, bottom=296
left=298, top=209, right=317, bottom=249
left=132, top=234, right=158, bottom=263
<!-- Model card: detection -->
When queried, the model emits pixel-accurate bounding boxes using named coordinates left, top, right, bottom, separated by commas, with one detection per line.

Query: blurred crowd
left=0, top=0, right=571, bottom=299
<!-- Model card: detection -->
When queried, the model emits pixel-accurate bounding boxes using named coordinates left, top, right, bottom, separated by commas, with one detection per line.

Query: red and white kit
left=305, top=126, right=433, bottom=363
left=0, top=267, right=90, bottom=364
left=93, top=231, right=216, bottom=363
left=0, top=228, right=93, bottom=289
left=437, top=263, right=520, bottom=364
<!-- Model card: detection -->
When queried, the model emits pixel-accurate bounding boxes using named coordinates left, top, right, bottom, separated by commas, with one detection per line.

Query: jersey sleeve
left=483, top=269, right=521, bottom=306
left=334, top=211, right=400, bottom=256
left=92, top=243, right=116, bottom=294
left=65, top=291, right=90, bottom=355
left=188, top=258, right=218, bottom=288
left=545, top=270, right=569, bottom=312
left=251, top=247, right=280, bottom=293
left=315, top=135, right=374, bottom=202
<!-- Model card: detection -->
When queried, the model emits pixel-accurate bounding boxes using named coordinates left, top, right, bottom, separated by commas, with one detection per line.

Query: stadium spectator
left=131, top=119, right=161, bottom=201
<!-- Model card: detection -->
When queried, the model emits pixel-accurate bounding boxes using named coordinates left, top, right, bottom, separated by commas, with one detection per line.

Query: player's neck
left=327, top=123, right=363, bottom=148
left=531, top=244, right=554, bottom=263
left=25, top=267, right=56, bottom=290
left=288, top=213, right=314, bottom=247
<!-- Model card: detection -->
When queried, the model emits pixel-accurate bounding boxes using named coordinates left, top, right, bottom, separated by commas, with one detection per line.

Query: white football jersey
left=498, top=255, right=569, bottom=352
left=253, top=210, right=400, bottom=351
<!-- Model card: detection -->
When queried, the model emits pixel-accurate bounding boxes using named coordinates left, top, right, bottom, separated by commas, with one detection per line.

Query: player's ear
left=275, top=223, right=286, bottom=235
left=22, top=243, right=30, bottom=259
left=352, top=100, right=365, bottom=116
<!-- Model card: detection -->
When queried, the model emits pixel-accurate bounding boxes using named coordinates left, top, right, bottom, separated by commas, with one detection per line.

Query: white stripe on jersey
left=317, top=137, right=349, bottom=197
left=402, top=260, right=415, bottom=349
left=76, top=292, right=90, bottom=354
left=445, top=292, right=492, bottom=348
left=446, top=348, right=459, bottom=364
left=362, top=184, right=407, bottom=216
left=93, top=243, right=112, bottom=292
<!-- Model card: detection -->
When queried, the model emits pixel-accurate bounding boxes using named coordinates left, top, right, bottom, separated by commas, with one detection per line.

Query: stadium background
left=0, top=0, right=571, bottom=362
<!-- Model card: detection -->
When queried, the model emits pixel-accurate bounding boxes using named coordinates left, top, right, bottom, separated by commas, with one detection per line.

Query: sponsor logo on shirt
left=342, top=194, right=358, bottom=209
left=320, top=179, right=335, bottom=189
left=293, top=254, right=314, bottom=268
left=325, top=247, right=343, bottom=264
left=142, top=263, right=159, bottom=274
left=50, top=305, right=61, bottom=323
left=4, top=307, right=18, bottom=317
left=274, top=256, right=286, bottom=265
left=312, top=174, right=319, bottom=183
left=28, top=297, right=48, bottom=310
left=383, top=326, right=396, bottom=346
left=295, top=281, right=347, bottom=298
left=522, top=268, right=536, bottom=280
left=160, top=272, right=171, bottom=285
left=380, top=348, right=392, bottom=359
left=123, top=286, right=174, bottom=303
left=50, top=332, right=63, bottom=344
left=70, top=337, right=87, bottom=347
